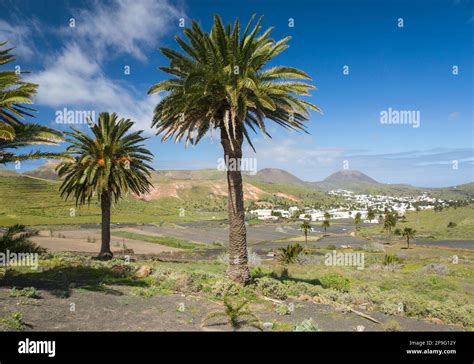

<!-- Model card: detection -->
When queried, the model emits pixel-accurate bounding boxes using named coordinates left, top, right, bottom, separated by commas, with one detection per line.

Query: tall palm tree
left=56, top=112, right=154, bottom=259
left=0, top=42, right=63, bottom=164
left=300, top=220, right=311, bottom=244
left=148, top=15, right=319, bottom=284
left=402, top=227, right=416, bottom=249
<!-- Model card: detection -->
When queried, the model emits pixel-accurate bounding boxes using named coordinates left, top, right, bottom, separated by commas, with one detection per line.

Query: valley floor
left=0, top=220, right=472, bottom=332
left=0, top=286, right=460, bottom=331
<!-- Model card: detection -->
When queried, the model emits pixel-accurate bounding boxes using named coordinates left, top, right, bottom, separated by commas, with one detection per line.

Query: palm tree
left=0, top=42, right=63, bottom=164
left=324, top=211, right=331, bottom=221
left=278, top=243, right=305, bottom=265
left=378, top=214, right=383, bottom=224
left=0, top=224, right=45, bottom=254
left=322, top=219, right=330, bottom=233
left=367, top=208, right=375, bottom=222
left=354, top=212, right=361, bottom=231
left=148, top=15, right=319, bottom=284
left=402, top=227, right=416, bottom=249
left=202, top=293, right=261, bottom=331
left=383, top=211, right=397, bottom=234
left=300, top=220, right=311, bottom=244
left=56, top=112, right=154, bottom=259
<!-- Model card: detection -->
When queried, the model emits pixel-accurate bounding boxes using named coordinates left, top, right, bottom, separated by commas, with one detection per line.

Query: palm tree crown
left=57, top=112, right=154, bottom=259
left=0, top=41, right=63, bottom=164
left=57, top=112, right=154, bottom=205
left=148, top=14, right=320, bottom=149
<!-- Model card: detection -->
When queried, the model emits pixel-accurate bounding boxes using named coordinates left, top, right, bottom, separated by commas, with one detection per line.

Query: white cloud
left=28, top=43, right=161, bottom=131
left=0, top=19, right=36, bottom=59
left=24, top=0, right=183, bottom=132
left=70, top=0, right=182, bottom=61
left=245, top=137, right=345, bottom=166
left=448, top=111, right=461, bottom=121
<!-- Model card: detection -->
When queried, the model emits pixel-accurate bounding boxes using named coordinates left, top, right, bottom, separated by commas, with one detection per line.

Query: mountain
left=305, top=169, right=382, bottom=192
left=323, top=170, right=379, bottom=185
left=23, top=160, right=60, bottom=180
left=6, top=162, right=474, bottom=200
left=250, top=168, right=305, bottom=186
left=0, top=167, right=20, bottom=177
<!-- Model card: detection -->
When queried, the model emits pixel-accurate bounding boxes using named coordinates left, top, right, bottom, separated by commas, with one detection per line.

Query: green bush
left=255, top=277, right=288, bottom=300
left=284, top=281, right=323, bottom=297
left=319, top=273, right=351, bottom=292
left=0, top=312, right=25, bottom=331
left=153, top=269, right=213, bottom=294
left=294, top=318, right=321, bottom=332
left=275, top=304, right=291, bottom=316
left=383, top=254, right=401, bottom=265
left=10, top=287, right=41, bottom=299
left=210, top=279, right=242, bottom=298
left=383, top=319, right=401, bottom=331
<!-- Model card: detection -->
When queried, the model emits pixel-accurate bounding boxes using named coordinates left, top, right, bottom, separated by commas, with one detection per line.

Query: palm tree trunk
left=99, top=191, right=113, bottom=260
left=304, top=232, right=308, bottom=244
left=221, top=128, right=250, bottom=285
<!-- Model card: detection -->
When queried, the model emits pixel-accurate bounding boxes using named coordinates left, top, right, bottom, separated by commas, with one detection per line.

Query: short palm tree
left=202, top=293, right=261, bottom=331
left=56, top=112, right=154, bottom=259
left=354, top=212, right=362, bottom=230
left=0, top=224, right=45, bottom=254
left=402, top=227, right=416, bottom=249
left=322, top=219, right=330, bottom=233
left=277, top=243, right=305, bottom=265
left=300, top=220, right=311, bottom=244
left=383, top=212, right=397, bottom=235
left=149, top=15, right=319, bottom=284
left=367, top=208, right=375, bottom=222
left=0, top=41, right=63, bottom=164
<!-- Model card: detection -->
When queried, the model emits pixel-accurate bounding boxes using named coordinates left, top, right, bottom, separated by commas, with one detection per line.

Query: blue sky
left=0, top=0, right=472, bottom=187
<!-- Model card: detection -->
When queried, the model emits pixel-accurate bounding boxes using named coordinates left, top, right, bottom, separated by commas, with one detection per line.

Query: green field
left=111, top=231, right=200, bottom=250
left=361, top=204, right=474, bottom=240
left=0, top=176, right=226, bottom=226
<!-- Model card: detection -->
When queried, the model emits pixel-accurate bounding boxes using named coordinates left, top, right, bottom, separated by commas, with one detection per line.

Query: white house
left=273, top=209, right=290, bottom=218
left=250, top=209, right=276, bottom=220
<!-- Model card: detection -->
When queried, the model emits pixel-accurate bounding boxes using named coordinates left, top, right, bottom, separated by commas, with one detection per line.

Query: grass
left=0, top=176, right=226, bottom=226
left=111, top=231, right=200, bottom=250
left=360, top=203, right=474, bottom=240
